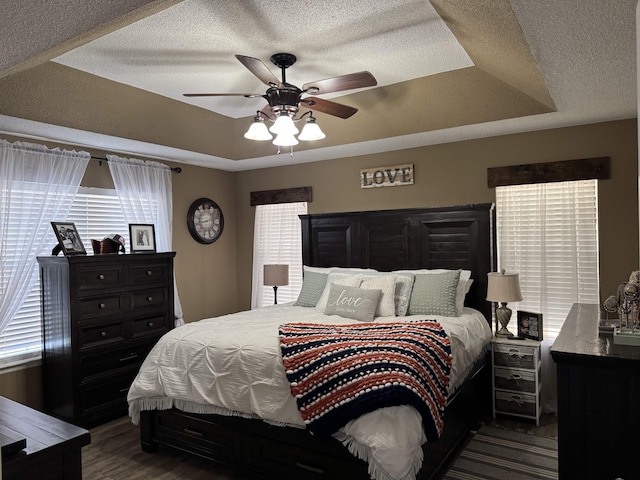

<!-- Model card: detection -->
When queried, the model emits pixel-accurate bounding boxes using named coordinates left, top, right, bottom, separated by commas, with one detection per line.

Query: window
left=252, top=202, right=307, bottom=308
left=0, top=188, right=133, bottom=368
left=495, top=180, right=599, bottom=339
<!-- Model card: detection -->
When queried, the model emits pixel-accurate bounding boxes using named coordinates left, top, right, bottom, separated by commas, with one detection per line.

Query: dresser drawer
left=132, top=314, right=170, bottom=339
left=79, top=319, right=126, bottom=350
left=494, top=367, right=537, bottom=394
left=78, top=293, right=125, bottom=319
left=494, top=391, right=538, bottom=417
left=493, top=343, right=538, bottom=369
left=130, top=288, right=167, bottom=312
left=79, top=372, right=136, bottom=416
left=130, top=262, right=170, bottom=285
left=79, top=342, right=153, bottom=381
left=75, top=264, right=125, bottom=291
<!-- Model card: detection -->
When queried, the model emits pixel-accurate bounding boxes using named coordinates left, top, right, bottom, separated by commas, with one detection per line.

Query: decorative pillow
left=315, top=273, right=363, bottom=313
left=294, top=270, right=329, bottom=307
left=396, top=269, right=471, bottom=315
left=394, top=273, right=416, bottom=316
left=360, top=274, right=398, bottom=317
left=324, top=284, right=382, bottom=322
left=407, top=269, right=461, bottom=317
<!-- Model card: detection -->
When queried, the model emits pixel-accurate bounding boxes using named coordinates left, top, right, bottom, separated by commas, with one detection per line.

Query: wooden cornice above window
left=250, top=186, right=312, bottom=206
left=487, top=157, right=611, bottom=188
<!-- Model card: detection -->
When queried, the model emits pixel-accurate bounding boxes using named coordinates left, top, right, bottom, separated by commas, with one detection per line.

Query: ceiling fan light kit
left=185, top=53, right=377, bottom=154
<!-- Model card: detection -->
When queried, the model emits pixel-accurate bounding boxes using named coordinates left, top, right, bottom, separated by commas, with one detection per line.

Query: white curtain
left=0, top=140, right=89, bottom=335
left=496, top=180, right=599, bottom=413
left=251, top=202, right=307, bottom=309
left=107, top=155, right=184, bottom=326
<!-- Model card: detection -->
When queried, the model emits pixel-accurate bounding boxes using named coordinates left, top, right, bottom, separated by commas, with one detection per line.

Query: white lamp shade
left=269, top=113, right=299, bottom=135
left=272, top=133, right=299, bottom=146
left=264, top=264, right=289, bottom=286
left=298, top=121, right=326, bottom=141
left=244, top=120, right=273, bottom=140
left=486, top=271, right=523, bottom=302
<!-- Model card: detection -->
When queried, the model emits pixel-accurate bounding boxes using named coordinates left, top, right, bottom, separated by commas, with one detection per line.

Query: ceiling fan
left=184, top=53, right=378, bottom=120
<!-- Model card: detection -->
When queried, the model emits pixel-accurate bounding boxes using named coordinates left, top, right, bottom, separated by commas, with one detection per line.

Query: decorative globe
left=603, top=295, right=618, bottom=313
left=624, top=282, right=639, bottom=299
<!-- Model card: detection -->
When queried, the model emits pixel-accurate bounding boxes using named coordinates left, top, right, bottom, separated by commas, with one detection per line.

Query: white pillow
left=315, top=273, right=363, bottom=313
left=395, top=269, right=472, bottom=315
left=360, top=274, right=398, bottom=317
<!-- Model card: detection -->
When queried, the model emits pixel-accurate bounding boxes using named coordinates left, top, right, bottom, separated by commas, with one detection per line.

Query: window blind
left=495, top=180, right=600, bottom=339
left=252, top=202, right=307, bottom=308
left=0, top=188, right=133, bottom=368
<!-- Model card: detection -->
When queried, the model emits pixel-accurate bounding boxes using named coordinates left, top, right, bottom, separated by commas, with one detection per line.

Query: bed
left=129, top=203, right=496, bottom=480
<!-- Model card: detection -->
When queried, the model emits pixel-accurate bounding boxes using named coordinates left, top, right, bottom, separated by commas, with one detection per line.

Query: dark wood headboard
left=300, top=203, right=496, bottom=322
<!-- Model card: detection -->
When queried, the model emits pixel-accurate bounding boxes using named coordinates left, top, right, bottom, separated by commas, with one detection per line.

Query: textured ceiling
left=0, top=0, right=636, bottom=171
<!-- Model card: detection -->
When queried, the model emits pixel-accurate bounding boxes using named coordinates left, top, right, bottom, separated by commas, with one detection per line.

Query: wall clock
left=187, top=198, right=224, bottom=244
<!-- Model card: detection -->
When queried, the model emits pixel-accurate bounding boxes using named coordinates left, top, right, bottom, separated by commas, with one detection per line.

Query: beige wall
left=235, top=119, right=639, bottom=311
left=1, top=118, right=637, bottom=408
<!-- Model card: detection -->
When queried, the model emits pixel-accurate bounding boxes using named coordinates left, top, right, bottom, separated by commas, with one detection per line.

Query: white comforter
left=128, top=304, right=491, bottom=480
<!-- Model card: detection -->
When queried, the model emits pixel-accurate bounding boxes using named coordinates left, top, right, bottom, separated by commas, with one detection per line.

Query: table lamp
left=486, top=269, right=523, bottom=337
left=263, top=264, right=289, bottom=304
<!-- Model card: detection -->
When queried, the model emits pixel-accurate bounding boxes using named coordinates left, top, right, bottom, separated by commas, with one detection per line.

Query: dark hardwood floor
left=82, top=413, right=557, bottom=479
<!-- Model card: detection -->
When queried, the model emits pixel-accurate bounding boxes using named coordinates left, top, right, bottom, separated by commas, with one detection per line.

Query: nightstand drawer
left=494, top=367, right=537, bottom=394
left=495, top=391, right=538, bottom=417
left=493, top=343, right=538, bottom=369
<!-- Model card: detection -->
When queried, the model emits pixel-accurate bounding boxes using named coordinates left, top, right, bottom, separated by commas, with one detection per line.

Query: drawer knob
left=146, top=270, right=153, bottom=276
left=147, top=322, right=154, bottom=327
left=146, top=296, right=153, bottom=302
left=100, top=331, right=107, bottom=337
left=99, top=303, right=106, bottom=309
left=98, top=274, right=105, bottom=280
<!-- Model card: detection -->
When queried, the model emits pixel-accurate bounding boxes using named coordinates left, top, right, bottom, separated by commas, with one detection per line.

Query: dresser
left=551, top=303, right=640, bottom=480
left=491, top=336, right=542, bottom=426
left=38, top=252, right=175, bottom=428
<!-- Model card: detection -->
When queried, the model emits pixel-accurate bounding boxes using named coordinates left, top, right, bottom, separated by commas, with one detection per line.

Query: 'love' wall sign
left=361, top=163, right=414, bottom=189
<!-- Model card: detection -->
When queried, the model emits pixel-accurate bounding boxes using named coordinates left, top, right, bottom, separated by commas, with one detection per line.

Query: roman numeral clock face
left=187, top=198, right=224, bottom=244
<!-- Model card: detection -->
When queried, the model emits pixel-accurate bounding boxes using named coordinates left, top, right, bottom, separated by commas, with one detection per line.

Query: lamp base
left=273, top=286, right=278, bottom=305
left=495, top=303, right=514, bottom=337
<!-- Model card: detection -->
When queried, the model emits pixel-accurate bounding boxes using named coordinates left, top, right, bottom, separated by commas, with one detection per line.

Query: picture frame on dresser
left=129, top=223, right=156, bottom=253
left=517, top=310, right=543, bottom=341
left=51, top=222, right=86, bottom=255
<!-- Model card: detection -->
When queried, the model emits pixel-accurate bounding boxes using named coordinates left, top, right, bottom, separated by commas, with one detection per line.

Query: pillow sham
left=360, top=274, right=397, bottom=317
left=324, top=284, right=382, bottom=322
left=396, top=269, right=471, bottom=315
left=407, top=269, right=461, bottom=317
left=315, top=273, right=363, bottom=313
left=394, top=273, right=416, bottom=316
left=294, top=270, right=329, bottom=307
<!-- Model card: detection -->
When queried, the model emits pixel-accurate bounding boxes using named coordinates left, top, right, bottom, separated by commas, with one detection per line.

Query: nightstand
left=491, top=336, right=542, bottom=426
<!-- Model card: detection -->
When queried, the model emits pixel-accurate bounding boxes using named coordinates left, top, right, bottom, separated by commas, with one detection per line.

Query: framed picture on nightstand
left=517, top=311, right=543, bottom=341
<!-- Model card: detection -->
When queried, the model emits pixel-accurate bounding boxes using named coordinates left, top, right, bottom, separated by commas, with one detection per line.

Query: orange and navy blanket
left=279, top=320, right=452, bottom=439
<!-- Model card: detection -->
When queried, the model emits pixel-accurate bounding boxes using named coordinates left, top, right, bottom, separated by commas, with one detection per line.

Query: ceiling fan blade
left=183, top=93, right=264, bottom=98
left=235, top=55, right=284, bottom=88
left=301, top=97, right=358, bottom=119
left=302, top=71, right=377, bottom=95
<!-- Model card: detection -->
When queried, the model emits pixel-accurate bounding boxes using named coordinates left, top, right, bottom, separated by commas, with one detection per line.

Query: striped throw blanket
left=279, top=321, right=452, bottom=439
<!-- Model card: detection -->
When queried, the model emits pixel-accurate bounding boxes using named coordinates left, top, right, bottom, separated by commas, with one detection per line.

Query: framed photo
left=517, top=310, right=543, bottom=341
left=51, top=222, right=86, bottom=255
left=129, top=224, right=156, bottom=253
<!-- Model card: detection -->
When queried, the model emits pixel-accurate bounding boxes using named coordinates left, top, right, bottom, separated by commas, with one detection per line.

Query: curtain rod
left=91, top=156, right=182, bottom=173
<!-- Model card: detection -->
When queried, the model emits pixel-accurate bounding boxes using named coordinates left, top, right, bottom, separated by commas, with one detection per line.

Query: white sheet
left=128, top=304, right=491, bottom=480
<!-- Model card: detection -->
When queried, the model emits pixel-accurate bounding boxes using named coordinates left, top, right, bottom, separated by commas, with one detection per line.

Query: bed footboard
left=138, top=353, right=490, bottom=480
